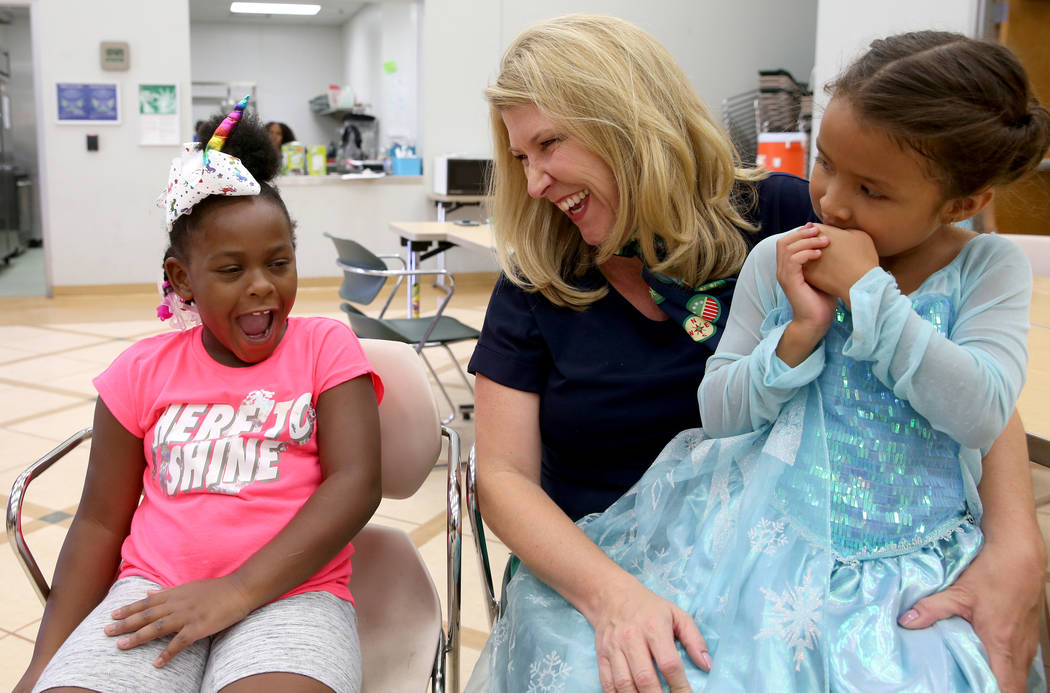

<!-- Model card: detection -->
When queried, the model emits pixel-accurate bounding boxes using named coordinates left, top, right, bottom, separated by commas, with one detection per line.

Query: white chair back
left=998, top=233, right=1050, bottom=277
left=355, top=338, right=454, bottom=691
left=361, top=339, right=442, bottom=499
left=352, top=524, right=444, bottom=692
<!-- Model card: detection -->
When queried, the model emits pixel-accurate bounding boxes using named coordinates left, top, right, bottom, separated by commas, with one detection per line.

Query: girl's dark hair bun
left=166, top=106, right=295, bottom=263
left=829, top=31, right=1050, bottom=197
left=195, top=108, right=281, bottom=184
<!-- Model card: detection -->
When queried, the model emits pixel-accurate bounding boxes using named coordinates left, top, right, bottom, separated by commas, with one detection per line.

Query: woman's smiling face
left=502, top=103, right=619, bottom=246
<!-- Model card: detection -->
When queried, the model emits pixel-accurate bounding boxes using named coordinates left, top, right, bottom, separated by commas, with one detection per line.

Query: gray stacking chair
left=325, top=232, right=480, bottom=424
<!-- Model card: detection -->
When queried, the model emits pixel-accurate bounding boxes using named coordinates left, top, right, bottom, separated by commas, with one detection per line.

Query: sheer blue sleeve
left=699, top=234, right=1031, bottom=451
left=699, top=233, right=824, bottom=435
left=843, top=236, right=1030, bottom=451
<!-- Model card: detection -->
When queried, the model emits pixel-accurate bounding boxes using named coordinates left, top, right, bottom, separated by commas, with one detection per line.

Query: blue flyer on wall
left=56, top=83, right=120, bottom=123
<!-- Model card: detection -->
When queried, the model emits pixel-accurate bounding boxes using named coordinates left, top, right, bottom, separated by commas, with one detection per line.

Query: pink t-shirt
left=93, top=316, right=383, bottom=603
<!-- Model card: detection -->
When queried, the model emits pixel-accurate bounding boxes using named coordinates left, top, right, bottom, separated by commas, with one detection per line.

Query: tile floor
left=1, top=273, right=1049, bottom=692
left=0, top=245, right=47, bottom=297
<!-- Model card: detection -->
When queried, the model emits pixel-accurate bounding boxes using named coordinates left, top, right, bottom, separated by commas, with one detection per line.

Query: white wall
left=342, top=1, right=422, bottom=153
left=279, top=177, right=432, bottom=279
left=29, top=0, right=193, bottom=289
left=379, top=2, right=421, bottom=150
left=26, top=0, right=824, bottom=289
left=810, top=0, right=980, bottom=171
left=421, top=0, right=502, bottom=166
left=191, top=22, right=344, bottom=149
left=343, top=4, right=381, bottom=111
left=422, top=0, right=820, bottom=181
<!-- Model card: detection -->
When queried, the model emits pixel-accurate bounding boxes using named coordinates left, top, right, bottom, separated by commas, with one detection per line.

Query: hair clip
left=156, top=279, right=201, bottom=330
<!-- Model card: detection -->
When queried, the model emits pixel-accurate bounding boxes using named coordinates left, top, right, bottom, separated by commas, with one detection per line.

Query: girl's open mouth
left=237, top=310, right=275, bottom=342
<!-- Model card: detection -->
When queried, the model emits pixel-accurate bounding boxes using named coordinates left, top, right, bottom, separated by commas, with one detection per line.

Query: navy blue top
left=467, top=173, right=818, bottom=520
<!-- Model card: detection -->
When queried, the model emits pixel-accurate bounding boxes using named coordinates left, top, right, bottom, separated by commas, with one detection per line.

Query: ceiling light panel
left=229, top=3, right=322, bottom=15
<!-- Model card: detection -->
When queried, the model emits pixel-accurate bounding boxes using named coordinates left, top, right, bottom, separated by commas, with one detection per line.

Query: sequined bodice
left=810, top=294, right=965, bottom=557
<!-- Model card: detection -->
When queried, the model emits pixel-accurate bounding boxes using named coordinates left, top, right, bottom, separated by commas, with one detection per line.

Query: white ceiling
left=188, top=0, right=369, bottom=26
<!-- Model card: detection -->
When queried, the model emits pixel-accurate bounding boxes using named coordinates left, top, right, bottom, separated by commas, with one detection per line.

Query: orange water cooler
left=756, top=132, right=808, bottom=177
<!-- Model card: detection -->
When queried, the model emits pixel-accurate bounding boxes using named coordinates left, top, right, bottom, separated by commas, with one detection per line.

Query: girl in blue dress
left=468, top=30, right=1050, bottom=692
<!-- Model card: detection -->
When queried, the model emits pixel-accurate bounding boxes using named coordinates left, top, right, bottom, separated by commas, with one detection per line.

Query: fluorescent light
left=230, top=3, right=322, bottom=15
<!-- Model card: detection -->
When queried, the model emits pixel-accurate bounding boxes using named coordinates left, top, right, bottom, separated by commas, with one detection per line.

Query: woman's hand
left=593, top=578, right=710, bottom=693
left=900, top=411, right=1044, bottom=692
left=775, top=225, right=836, bottom=366
left=899, top=537, right=1043, bottom=692
left=104, top=576, right=253, bottom=667
left=800, top=223, right=878, bottom=307
left=476, top=376, right=709, bottom=692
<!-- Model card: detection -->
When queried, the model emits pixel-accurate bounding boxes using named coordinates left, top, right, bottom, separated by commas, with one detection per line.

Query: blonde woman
left=467, top=15, right=1043, bottom=693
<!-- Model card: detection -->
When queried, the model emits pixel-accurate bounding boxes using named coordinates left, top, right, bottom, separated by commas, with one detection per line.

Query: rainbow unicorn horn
left=203, top=94, right=250, bottom=165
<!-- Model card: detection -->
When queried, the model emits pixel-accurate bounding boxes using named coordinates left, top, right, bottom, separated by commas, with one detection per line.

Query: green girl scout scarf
left=616, top=239, right=734, bottom=346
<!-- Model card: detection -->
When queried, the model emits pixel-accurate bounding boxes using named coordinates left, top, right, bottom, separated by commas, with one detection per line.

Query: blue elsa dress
left=465, top=233, right=1044, bottom=692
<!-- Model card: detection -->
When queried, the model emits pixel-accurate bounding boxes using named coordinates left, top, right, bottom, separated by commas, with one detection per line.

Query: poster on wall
left=138, top=83, right=179, bottom=145
left=56, top=82, right=120, bottom=123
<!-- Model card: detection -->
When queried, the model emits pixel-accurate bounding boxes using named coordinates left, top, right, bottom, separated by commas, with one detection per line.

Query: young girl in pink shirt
left=17, top=100, right=383, bottom=693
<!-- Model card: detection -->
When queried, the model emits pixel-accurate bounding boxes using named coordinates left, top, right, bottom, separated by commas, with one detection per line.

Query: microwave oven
left=433, top=155, right=492, bottom=196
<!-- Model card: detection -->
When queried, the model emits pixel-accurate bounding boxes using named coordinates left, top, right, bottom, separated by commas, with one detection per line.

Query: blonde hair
left=486, top=14, right=763, bottom=308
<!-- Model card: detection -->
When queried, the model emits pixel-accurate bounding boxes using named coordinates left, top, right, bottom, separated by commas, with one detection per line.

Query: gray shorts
left=33, top=576, right=361, bottom=693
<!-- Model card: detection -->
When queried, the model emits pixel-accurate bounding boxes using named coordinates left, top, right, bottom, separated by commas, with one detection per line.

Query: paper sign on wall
left=138, top=83, right=179, bottom=145
left=56, top=83, right=120, bottom=123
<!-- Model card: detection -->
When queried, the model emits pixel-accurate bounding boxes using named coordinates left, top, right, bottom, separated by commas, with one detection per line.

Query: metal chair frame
left=7, top=358, right=466, bottom=692
left=464, top=444, right=501, bottom=626
left=326, top=233, right=477, bottom=425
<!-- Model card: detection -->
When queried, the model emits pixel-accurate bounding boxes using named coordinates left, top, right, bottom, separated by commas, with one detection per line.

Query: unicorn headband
left=156, top=96, right=260, bottom=327
left=157, top=95, right=259, bottom=230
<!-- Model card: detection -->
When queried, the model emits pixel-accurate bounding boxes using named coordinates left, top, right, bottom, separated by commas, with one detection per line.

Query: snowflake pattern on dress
left=748, top=518, right=788, bottom=556
left=687, top=434, right=709, bottom=472
left=737, top=447, right=759, bottom=487
left=763, top=393, right=805, bottom=466
left=599, top=523, right=638, bottom=562
left=487, top=616, right=510, bottom=671
left=642, top=463, right=677, bottom=512
left=489, top=615, right=509, bottom=649
left=489, top=600, right=521, bottom=674
left=708, top=464, right=731, bottom=509
left=707, top=464, right=736, bottom=562
left=754, top=567, right=823, bottom=671
left=527, top=650, right=573, bottom=693
left=631, top=545, right=693, bottom=597
left=684, top=434, right=702, bottom=452
left=526, top=593, right=556, bottom=608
